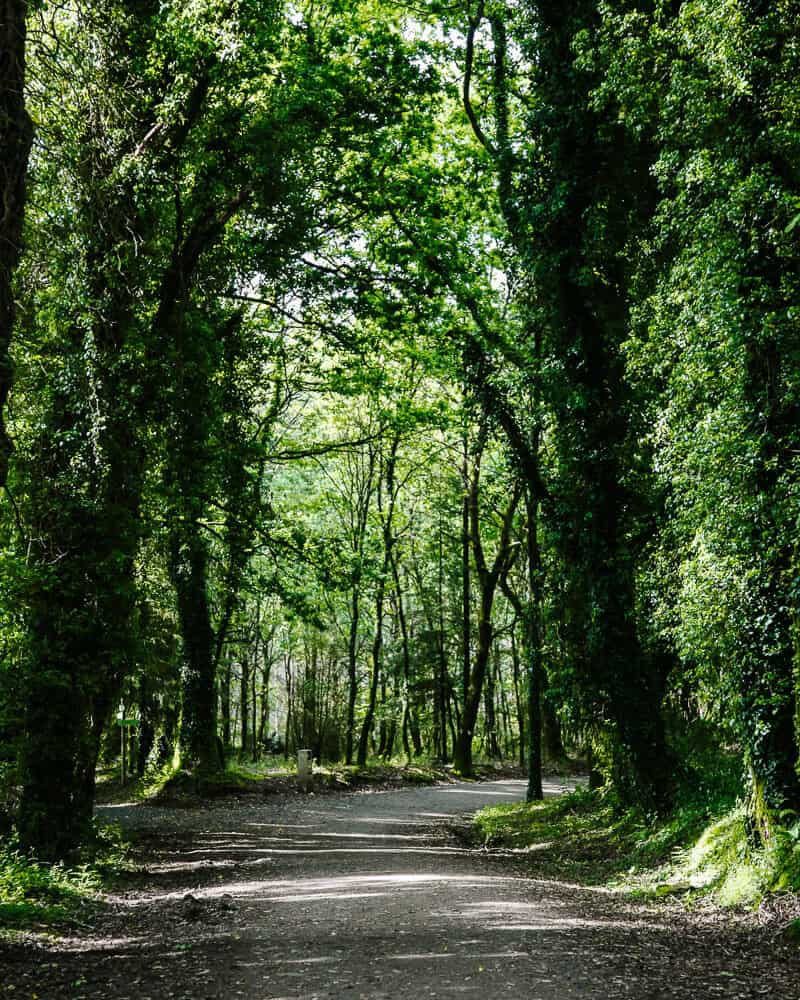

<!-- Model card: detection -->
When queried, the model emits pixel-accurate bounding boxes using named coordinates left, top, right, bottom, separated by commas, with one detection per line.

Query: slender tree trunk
left=221, top=657, right=232, bottom=750
left=390, top=565, right=417, bottom=759
left=525, top=492, right=544, bottom=801
left=484, top=643, right=500, bottom=758
left=438, top=510, right=449, bottom=763
left=454, top=427, right=520, bottom=776
left=346, top=588, right=360, bottom=764
left=459, top=437, right=471, bottom=768
left=137, top=677, right=157, bottom=777
left=432, top=688, right=441, bottom=760
left=376, top=674, right=389, bottom=758
left=240, top=656, right=250, bottom=759
left=497, top=647, right=513, bottom=758
left=358, top=533, right=387, bottom=764
left=511, top=626, right=525, bottom=768
left=257, top=657, right=272, bottom=750
left=455, top=591, right=494, bottom=775
left=284, top=654, right=293, bottom=756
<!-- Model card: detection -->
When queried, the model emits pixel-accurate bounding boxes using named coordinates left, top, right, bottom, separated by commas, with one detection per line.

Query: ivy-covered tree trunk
left=0, top=0, right=33, bottom=484
left=520, top=0, right=674, bottom=813
left=17, top=367, right=146, bottom=857
left=167, top=309, right=222, bottom=776
left=739, top=324, right=800, bottom=824
left=734, top=3, right=800, bottom=826
left=171, top=520, right=219, bottom=775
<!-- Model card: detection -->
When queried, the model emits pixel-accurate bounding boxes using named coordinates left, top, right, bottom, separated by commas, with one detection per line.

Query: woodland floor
left=1, top=777, right=799, bottom=999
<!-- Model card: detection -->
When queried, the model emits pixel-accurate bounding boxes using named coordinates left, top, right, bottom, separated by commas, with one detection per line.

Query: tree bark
left=240, top=656, right=250, bottom=760
left=0, top=0, right=33, bottom=483
left=172, top=521, right=219, bottom=775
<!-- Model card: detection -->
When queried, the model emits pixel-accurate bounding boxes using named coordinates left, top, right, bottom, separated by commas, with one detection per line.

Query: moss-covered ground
left=474, top=777, right=800, bottom=911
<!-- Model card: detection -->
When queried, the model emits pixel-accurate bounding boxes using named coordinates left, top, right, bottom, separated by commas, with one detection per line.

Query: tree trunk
left=484, top=644, right=500, bottom=758
left=346, top=588, right=360, bottom=764
left=221, top=657, right=232, bottom=750
left=240, top=656, right=250, bottom=760
left=173, top=522, right=220, bottom=775
left=0, top=0, right=34, bottom=484
left=542, top=699, right=565, bottom=762
left=257, top=644, right=273, bottom=748
left=524, top=492, right=544, bottom=800
left=357, top=553, right=386, bottom=765
left=510, top=626, right=525, bottom=768
left=454, top=426, right=520, bottom=776
left=460, top=438, right=471, bottom=768
left=284, top=654, right=293, bottom=756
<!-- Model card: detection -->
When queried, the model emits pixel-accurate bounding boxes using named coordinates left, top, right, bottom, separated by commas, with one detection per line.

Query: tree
left=0, top=0, right=34, bottom=484
left=453, top=417, right=521, bottom=776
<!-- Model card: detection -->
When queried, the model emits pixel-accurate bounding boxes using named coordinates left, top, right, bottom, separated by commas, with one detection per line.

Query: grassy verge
left=0, top=824, right=129, bottom=933
left=474, top=782, right=800, bottom=910
left=95, top=755, right=460, bottom=806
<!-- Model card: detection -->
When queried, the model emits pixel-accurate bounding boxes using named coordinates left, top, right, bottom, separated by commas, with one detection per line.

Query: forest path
left=2, top=778, right=798, bottom=999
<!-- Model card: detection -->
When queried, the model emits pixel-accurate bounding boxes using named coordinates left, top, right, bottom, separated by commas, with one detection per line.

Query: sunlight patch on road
left=112, top=871, right=528, bottom=907
left=146, top=858, right=238, bottom=873
left=243, top=823, right=316, bottom=830
left=438, top=788, right=520, bottom=796
left=279, top=956, right=340, bottom=965
left=261, top=890, right=397, bottom=902
left=385, top=951, right=529, bottom=961
left=322, top=816, right=430, bottom=826
left=170, top=845, right=474, bottom=860
left=303, top=831, right=430, bottom=841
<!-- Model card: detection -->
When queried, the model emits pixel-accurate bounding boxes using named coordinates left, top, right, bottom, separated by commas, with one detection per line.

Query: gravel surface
left=1, top=778, right=798, bottom=999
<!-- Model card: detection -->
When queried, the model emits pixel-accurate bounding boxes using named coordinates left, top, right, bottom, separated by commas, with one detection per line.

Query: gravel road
left=1, top=778, right=798, bottom=999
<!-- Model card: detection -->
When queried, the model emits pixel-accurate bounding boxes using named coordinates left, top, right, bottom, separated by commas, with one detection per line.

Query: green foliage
left=475, top=757, right=800, bottom=906
left=0, top=825, right=129, bottom=929
left=2, top=0, right=800, bottom=865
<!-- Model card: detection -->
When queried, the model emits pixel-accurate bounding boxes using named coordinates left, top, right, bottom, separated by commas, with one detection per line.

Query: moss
left=474, top=784, right=800, bottom=908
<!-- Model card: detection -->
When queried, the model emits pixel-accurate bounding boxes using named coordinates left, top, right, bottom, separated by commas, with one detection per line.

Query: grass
left=474, top=759, right=800, bottom=910
left=97, top=753, right=455, bottom=806
left=0, top=823, right=129, bottom=932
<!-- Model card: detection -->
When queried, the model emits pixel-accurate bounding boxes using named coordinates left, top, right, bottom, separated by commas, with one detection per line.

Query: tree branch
left=463, top=0, right=496, bottom=155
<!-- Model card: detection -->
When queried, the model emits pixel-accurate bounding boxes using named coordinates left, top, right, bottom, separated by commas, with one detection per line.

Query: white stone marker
left=297, top=749, right=313, bottom=790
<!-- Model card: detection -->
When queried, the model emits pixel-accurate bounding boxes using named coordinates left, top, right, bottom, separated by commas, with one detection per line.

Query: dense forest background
left=0, top=0, right=798, bottom=866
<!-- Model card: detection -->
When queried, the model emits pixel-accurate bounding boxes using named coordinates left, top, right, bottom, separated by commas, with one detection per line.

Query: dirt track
left=1, top=778, right=798, bottom=999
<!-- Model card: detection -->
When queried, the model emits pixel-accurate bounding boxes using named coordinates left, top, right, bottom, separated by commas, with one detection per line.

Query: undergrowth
left=124, top=755, right=453, bottom=805
left=474, top=754, right=800, bottom=910
left=0, top=823, right=129, bottom=932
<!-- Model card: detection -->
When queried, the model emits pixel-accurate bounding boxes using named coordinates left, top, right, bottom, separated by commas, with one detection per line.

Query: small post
left=297, top=749, right=312, bottom=791
left=120, top=714, right=126, bottom=786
